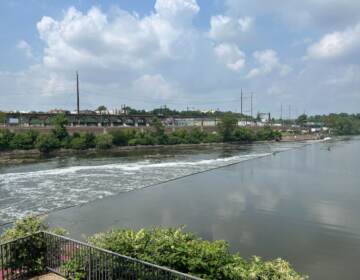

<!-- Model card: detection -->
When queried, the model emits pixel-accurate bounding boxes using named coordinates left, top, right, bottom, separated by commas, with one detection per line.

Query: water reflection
left=47, top=137, right=360, bottom=279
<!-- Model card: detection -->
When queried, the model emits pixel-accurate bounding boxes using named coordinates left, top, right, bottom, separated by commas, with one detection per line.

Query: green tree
left=296, top=114, right=308, bottom=126
left=95, top=133, right=113, bottom=149
left=97, top=105, right=107, bottom=114
left=217, top=113, right=238, bottom=142
left=51, top=113, right=69, bottom=143
left=151, top=117, right=168, bottom=144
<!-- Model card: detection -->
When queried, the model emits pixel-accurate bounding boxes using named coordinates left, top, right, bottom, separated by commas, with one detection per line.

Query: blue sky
left=0, top=0, right=359, bottom=116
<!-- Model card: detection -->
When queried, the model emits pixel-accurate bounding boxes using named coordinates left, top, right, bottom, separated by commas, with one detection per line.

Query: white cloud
left=247, top=49, right=291, bottom=78
left=307, top=22, right=360, bottom=60
left=2, top=0, right=360, bottom=114
left=225, top=0, right=360, bottom=29
left=132, top=74, right=179, bottom=100
left=214, top=43, right=246, bottom=71
left=16, top=40, right=33, bottom=59
left=208, top=15, right=253, bottom=42
left=35, top=2, right=201, bottom=74
left=154, top=0, right=200, bottom=23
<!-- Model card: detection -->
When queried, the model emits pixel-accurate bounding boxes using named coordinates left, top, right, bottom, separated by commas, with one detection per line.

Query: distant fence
left=0, top=232, right=202, bottom=280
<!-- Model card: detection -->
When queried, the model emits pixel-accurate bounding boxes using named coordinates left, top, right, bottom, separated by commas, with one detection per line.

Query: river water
left=1, top=138, right=360, bottom=279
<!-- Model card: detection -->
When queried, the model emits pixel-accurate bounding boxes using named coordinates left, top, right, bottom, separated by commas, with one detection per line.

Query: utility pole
left=250, top=92, right=253, bottom=118
left=240, top=88, right=243, bottom=117
left=280, top=104, right=283, bottom=120
left=76, top=71, right=80, bottom=115
left=288, top=105, right=291, bottom=121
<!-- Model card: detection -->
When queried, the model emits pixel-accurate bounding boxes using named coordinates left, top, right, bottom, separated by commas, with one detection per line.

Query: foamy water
left=0, top=141, right=311, bottom=224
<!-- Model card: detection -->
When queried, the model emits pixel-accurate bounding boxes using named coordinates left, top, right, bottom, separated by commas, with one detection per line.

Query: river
left=1, top=138, right=360, bottom=279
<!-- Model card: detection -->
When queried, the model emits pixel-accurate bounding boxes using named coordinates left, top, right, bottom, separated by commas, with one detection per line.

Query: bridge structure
left=3, top=112, right=220, bottom=128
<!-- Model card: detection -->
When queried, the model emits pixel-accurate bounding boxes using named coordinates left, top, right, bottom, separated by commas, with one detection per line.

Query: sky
left=0, top=0, right=359, bottom=116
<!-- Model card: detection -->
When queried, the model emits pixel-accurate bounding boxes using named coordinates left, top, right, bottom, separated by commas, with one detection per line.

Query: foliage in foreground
left=0, top=216, right=67, bottom=276
left=0, top=215, right=67, bottom=243
left=1, top=217, right=305, bottom=280
left=88, top=227, right=307, bottom=280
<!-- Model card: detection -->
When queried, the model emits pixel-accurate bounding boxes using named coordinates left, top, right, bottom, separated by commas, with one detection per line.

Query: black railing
left=0, top=232, right=202, bottom=280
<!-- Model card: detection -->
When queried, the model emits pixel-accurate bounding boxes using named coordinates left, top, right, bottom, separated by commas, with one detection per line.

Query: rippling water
left=46, top=136, right=360, bottom=280
left=0, top=141, right=310, bottom=224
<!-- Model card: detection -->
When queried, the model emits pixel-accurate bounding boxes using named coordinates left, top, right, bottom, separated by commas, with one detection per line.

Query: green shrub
left=88, top=227, right=306, bottom=280
left=205, top=132, right=221, bottom=143
left=9, top=130, right=39, bottom=150
left=110, top=130, right=132, bottom=146
left=95, top=133, right=113, bottom=149
left=256, top=127, right=281, bottom=141
left=70, top=132, right=95, bottom=150
left=0, top=216, right=48, bottom=242
left=186, top=128, right=207, bottom=144
left=0, top=216, right=67, bottom=277
left=168, top=135, right=183, bottom=145
left=170, top=129, right=189, bottom=144
left=0, top=129, right=14, bottom=150
left=35, top=133, right=60, bottom=153
left=233, top=128, right=256, bottom=142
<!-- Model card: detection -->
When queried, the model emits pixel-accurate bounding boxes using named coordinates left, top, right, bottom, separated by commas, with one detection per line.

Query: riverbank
left=0, top=134, right=322, bottom=166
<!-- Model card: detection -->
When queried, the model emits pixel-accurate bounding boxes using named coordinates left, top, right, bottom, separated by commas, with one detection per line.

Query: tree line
left=0, top=113, right=281, bottom=153
left=293, top=113, right=360, bottom=135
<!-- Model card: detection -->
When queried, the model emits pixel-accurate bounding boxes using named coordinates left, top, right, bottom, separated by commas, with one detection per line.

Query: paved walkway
left=30, top=273, right=66, bottom=280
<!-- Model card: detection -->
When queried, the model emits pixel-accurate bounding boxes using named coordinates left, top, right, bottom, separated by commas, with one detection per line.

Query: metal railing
left=0, top=232, right=202, bottom=280
left=0, top=233, right=46, bottom=280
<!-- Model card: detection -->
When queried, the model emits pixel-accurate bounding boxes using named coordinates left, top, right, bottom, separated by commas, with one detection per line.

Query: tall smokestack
left=76, top=71, right=80, bottom=115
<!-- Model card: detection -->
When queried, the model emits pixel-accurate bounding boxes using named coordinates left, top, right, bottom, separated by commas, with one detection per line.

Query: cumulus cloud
left=16, top=40, right=34, bottom=59
left=1, top=0, right=359, bottom=114
left=132, top=74, right=179, bottom=100
left=154, top=0, right=199, bottom=23
left=214, top=43, right=246, bottom=71
left=225, top=0, right=360, bottom=29
left=307, top=22, right=360, bottom=60
left=208, top=15, right=253, bottom=42
left=247, top=49, right=291, bottom=78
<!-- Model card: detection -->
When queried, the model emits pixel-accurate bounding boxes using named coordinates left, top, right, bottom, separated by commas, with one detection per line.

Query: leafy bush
left=256, top=127, right=282, bottom=141
left=170, top=129, right=190, bottom=144
left=95, top=133, right=113, bottom=149
left=35, top=133, right=61, bottom=153
left=88, top=227, right=306, bottom=280
left=0, top=129, right=14, bottom=150
left=233, top=128, right=256, bottom=142
left=110, top=129, right=132, bottom=146
left=205, top=132, right=221, bottom=143
left=186, top=128, right=207, bottom=144
left=0, top=216, right=48, bottom=242
left=9, top=130, right=39, bottom=150
left=0, top=216, right=67, bottom=277
left=70, top=132, right=95, bottom=150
